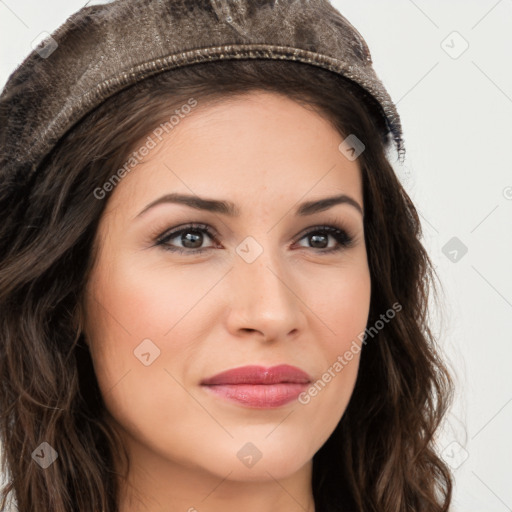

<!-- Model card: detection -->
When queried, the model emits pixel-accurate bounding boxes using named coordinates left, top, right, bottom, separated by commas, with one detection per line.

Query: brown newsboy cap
left=0, top=0, right=404, bottom=186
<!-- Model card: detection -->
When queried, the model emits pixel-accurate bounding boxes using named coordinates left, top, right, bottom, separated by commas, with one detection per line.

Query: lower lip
left=201, top=383, right=309, bottom=408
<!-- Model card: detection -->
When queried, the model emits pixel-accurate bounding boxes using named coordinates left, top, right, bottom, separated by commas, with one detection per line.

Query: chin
left=192, top=435, right=314, bottom=482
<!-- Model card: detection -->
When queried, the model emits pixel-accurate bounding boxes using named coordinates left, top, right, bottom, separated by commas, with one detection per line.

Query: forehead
left=104, top=90, right=363, bottom=217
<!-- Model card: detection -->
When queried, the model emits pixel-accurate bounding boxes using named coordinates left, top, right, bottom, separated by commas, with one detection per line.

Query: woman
left=0, top=1, right=454, bottom=510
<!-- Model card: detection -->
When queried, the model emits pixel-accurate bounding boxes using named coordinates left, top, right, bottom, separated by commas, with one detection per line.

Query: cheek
left=86, top=243, right=371, bottom=393
left=320, top=271, right=371, bottom=338
left=304, top=249, right=371, bottom=353
left=82, top=239, right=372, bottom=476
left=82, top=248, right=219, bottom=401
left=86, top=248, right=215, bottom=348
left=297, top=257, right=370, bottom=434
left=83, top=256, right=210, bottom=456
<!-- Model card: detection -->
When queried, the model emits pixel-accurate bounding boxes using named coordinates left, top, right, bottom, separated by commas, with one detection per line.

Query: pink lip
left=200, top=364, right=311, bottom=408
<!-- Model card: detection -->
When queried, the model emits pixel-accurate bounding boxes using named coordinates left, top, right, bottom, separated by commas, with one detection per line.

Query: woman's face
left=83, top=91, right=371, bottom=488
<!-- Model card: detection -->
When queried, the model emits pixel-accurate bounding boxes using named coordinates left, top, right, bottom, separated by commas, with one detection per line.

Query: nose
left=224, top=248, right=307, bottom=343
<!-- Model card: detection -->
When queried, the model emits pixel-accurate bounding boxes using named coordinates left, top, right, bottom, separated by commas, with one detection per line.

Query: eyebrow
left=135, top=192, right=363, bottom=219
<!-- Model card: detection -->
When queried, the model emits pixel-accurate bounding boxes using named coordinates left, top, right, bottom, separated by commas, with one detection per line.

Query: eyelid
left=155, top=222, right=218, bottom=244
left=152, top=213, right=358, bottom=239
left=153, top=216, right=358, bottom=254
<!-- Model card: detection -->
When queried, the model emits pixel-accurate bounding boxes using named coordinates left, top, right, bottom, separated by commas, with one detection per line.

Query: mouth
left=200, top=364, right=312, bottom=408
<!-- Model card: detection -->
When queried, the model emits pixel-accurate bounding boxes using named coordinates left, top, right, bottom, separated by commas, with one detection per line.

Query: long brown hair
left=0, top=58, right=454, bottom=511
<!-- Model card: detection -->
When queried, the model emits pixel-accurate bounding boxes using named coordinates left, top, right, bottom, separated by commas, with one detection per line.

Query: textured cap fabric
left=0, top=0, right=405, bottom=186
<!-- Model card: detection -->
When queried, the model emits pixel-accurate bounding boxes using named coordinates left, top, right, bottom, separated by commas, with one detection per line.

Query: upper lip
left=200, top=364, right=312, bottom=385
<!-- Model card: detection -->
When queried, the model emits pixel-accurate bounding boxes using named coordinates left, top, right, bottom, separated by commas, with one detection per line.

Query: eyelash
left=154, top=221, right=356, bottom=255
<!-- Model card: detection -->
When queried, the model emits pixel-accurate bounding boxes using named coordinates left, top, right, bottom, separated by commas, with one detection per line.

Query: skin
left=82, top=90, right=371, bottom=512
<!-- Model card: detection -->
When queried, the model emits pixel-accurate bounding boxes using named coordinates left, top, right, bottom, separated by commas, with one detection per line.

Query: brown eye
left=155, top=222, right=355, bottom=256
left=156, top=223, right=217, bottom=254
left=296, top=225, right=354, bottom=253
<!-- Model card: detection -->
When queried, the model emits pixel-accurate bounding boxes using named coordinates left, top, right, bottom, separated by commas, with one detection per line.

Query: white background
left=1, top=1, right=511, bottom=510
